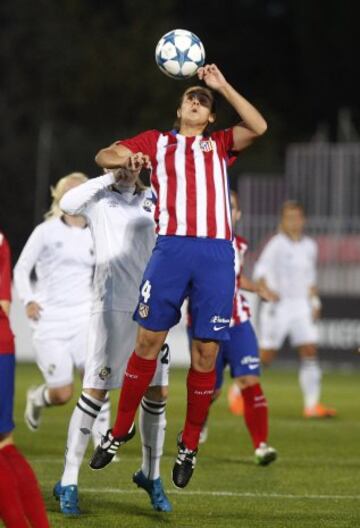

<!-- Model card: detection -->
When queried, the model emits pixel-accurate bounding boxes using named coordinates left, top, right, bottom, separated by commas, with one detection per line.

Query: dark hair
left=280, top=200, right=305, bottom=217
left=173, top=85, right=217, bottom=134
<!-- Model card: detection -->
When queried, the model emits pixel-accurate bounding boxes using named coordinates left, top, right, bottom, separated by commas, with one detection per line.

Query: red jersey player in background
left=90, top=64, right=268, bottom=488
left=0, top=230, right=50, bottom=527
left=188, top=192, right=277, bottom=465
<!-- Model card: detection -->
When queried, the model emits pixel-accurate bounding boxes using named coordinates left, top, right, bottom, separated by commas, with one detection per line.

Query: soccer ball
left=155, top=29, right=205, bottom=80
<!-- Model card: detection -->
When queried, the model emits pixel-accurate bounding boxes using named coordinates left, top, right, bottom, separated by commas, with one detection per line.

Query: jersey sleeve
left=60, top=172, right=116, bottom=217
left=0, top=233, right=12, bottom=302
left=253, top=236, right=279, bottom=281
left=117, top=130, right=159, bottom=160
left=13, top=225, right=45, bottom=306
left=212, top=128, right=238, bottom=166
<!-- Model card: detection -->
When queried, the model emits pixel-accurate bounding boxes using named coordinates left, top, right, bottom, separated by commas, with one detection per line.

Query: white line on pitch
left=60, top=487, right=360, bottom=500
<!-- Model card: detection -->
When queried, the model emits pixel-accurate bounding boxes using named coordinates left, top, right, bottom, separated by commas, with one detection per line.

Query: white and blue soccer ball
left=155, top=29, right=205, bottom=80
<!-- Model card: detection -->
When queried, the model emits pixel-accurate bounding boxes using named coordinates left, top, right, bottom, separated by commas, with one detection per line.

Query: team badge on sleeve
left=139, top=303, right=149, bottom=318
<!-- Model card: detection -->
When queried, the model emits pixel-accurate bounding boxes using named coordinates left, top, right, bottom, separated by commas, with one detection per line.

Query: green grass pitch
left=9, top=363, right=360, bottom=528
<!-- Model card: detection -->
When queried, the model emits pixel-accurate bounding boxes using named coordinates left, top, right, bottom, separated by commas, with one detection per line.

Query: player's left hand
left=198, top=64, right=227, bottom=91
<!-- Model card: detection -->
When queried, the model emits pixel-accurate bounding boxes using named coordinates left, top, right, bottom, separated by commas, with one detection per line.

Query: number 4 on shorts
left=141, top=280, right=152, bottom=303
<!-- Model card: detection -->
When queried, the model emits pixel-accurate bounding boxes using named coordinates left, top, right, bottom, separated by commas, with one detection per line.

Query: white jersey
left=14, top=217, right=94, bottom=324
left=60, top=172, right=156, bottom=313
left=253, top=232, right=317, bottom=301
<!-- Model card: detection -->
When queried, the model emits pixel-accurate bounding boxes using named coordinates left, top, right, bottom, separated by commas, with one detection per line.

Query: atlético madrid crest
left=199, top=139, right=214, bottom=152
left=138, top=303, right=149, bottom=318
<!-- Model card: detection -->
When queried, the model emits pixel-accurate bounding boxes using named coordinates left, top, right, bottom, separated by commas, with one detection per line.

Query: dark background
left=1, top=0, right=359, bottom=259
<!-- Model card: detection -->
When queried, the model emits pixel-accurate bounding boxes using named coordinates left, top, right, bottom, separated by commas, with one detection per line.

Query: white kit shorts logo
left=99, top=367, right=111, bottom=380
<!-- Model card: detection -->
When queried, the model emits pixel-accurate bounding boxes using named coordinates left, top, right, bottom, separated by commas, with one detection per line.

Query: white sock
left=139, top=397, right=167, bottom=481
left=61, top=392, right=103, bottom=486
left=92, top=397, right=110, bottom=448
left=299, top=358, right=322, bottom=409
left=31, top=384, right=51, bottom=407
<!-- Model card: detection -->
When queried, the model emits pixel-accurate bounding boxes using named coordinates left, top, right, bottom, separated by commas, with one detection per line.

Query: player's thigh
left=258, top=303, right=287, bottom=350
left=83, top=311, right=137, bottom=391
left=290, top=312, right=318, bottom=348
left=69, top=316, right=90, bottom=373
left=134, top=236, right=192, bottom=332
left=33, top=336, right=74, bottom=388
left=226, top=321, right=261, bottom=378
left=0, top=354, right=15, bottom=435
left=190, top=239, right=235, bottom=342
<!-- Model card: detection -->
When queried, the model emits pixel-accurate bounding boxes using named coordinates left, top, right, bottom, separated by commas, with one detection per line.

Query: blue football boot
left=133, top=470, right=172, bottom=512
left=53, top=481, right=80, bottom=515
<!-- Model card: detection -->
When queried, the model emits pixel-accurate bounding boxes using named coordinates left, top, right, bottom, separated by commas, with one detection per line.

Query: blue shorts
left=0, top=354, right=15, bottom=434
left=215, top=320, right=260, bottom=390
left=134, top=235, right=235, bottom=341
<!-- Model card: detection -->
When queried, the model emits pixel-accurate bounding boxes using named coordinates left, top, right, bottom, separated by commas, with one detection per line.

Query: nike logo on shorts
left=213, top=325, right=226, bottom=331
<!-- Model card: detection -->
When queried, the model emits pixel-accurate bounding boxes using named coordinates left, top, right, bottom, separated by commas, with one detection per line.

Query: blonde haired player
left=253, top=201, right=336, bottom=418
left=54, top=166, right=171, bottom=514
left=14, top=174, right=110, bottom=439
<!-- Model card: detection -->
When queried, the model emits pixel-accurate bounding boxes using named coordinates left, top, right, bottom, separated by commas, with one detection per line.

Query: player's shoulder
left=302, top=235, right=317, bottom=251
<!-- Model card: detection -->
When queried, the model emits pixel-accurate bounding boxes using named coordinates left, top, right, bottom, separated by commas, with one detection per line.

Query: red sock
left=0, top=450, right=28, bottom=527
left=182, top=368, right=216, bottom=451
left=242, top=383, right=268, bottom=449
left=112, top=351, right=157, bottom=438
left=2, top=445, right=49, bottom=528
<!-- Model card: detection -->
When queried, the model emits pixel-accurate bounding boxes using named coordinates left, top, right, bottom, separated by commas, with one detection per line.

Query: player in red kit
left=0, top=231, right=50, bottom=528
left=90, top=64, right=267, bottom=488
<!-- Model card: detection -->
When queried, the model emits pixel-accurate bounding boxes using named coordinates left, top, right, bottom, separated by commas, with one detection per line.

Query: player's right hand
left=26, top=301, right=42, bottom=320
left=127, top=152, right=151, bottom=173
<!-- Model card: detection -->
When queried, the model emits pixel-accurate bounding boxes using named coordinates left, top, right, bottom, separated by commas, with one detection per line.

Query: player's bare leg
left=298, top=343, right=336, bottom=418
left=172, top=338, right=218, bottom=488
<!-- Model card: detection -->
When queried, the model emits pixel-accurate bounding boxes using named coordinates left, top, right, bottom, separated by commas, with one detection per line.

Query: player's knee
left=84, top=388, right=108, bottom=401
left=145, top=385, right=168, bottom=402
left=236, top=375, right=260, bottom=389
left=136, top=328, right=166, bottom=358
left=299, top=344, right=317, bottom=358
left=49, top=385, right=73, bottom=405
left=260, top=349, right=275, bottom=366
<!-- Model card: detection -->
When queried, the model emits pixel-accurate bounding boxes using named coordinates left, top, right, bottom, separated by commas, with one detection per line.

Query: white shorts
left=83, top=311, right=170, bottom=390
left=33, top=317, right=89, bottom=388
left=258, top=299, right=318, bottom=350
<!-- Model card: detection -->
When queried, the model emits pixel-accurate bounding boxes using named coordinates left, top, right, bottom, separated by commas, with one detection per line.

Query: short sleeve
left=117, top=130, right=159, bottom=160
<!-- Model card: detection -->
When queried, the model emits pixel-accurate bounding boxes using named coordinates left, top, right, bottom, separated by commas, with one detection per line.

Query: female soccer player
left=55, top=167, right=171, bottom=514
left=189, top=192, right=277, bottom=465
left=253, top=201, right=336, bottom=418
left=90, top=63, right=268, bottom=488
left=0, top=230, right=50, bottom=528
left=14, top=173, right=109, bottom=441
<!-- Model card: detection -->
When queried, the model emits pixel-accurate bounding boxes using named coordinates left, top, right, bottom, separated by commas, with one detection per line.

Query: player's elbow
left=95, top=148, right=113, bottom=168
left=255, top=120, right=268, bottom=137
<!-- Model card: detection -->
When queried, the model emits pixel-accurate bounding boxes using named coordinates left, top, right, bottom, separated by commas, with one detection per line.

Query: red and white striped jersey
left=119, top=129, right=237, bottom=241
left=231, top=236, right=251, bottom=326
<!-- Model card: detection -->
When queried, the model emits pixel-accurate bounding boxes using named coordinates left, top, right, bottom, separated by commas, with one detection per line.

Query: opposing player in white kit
left=14, top=174, right=111, bottom=439
left=253, top=200, right=336, bottom=418
left=53, top=166, right=171, bottom=514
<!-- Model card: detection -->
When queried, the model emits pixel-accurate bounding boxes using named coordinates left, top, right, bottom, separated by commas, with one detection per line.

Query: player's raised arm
left=96, top=143, right=151, bottom=172
left=198, top=64, right=267, bottom=151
